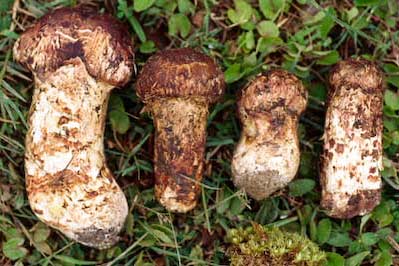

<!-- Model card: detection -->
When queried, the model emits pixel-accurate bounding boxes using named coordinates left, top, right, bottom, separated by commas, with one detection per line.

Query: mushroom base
left=321, top=189, right=381, bottom=219
left=150, top=97, right=208, bottom=213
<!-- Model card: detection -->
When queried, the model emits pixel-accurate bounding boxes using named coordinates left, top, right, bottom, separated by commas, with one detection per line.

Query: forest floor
left=1, top=0, right=399, bottom=265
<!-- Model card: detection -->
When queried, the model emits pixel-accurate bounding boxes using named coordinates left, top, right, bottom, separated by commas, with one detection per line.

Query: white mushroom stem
left=232, top=114, right=301, bottom=200
left=25, top=58, right=128, bottom=248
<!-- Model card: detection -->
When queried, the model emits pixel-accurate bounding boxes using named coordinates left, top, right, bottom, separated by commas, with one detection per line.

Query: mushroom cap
left=13, top=6, right=134, bottom=86
left=135, top=48, right=225, bottom=103
left=329, top=58, right=383, bottom=94
left=238, top=70, right=307, bottom=117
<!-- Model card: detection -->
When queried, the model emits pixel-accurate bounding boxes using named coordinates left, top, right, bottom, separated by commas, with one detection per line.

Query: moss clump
left=226, top=223, right=326, bottom=266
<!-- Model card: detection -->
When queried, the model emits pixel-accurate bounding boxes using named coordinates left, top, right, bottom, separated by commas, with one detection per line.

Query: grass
left=0, top=0, right=399, bottom=265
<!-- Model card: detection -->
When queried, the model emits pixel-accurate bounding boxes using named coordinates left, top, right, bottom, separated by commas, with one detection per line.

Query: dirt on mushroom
left=13, top=6, right=134, bottom=248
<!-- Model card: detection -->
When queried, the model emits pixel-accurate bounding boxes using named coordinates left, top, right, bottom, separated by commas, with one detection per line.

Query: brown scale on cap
left=329, top=58, right=383, bottom=93
left=14, top=6, right=134, bottom=248
left=136, top=48, right=225, bottom=213
left=238, top=70, right=307, bottom=118
left=136, top=48, right=224, bottom=102
left=321, top=58, right=383, bottom=219
left=232, top=70, right=307, bottom=200
left=14, top=6, right=133, bottom=86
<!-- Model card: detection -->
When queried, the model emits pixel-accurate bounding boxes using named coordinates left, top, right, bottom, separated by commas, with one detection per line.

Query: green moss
left=226, top=223, right=326, bottom=266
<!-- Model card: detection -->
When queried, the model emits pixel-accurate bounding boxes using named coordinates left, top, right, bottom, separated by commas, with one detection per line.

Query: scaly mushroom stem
left=25, top=59, right=128, bottom=248
left=321, top=58, right=383, bottom=219
left=151, top=98, right=208, bottom=212
left=232, top=114, right=301, bottom=200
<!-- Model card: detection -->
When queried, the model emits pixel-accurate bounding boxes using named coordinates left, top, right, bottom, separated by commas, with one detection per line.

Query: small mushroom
left=231, top=70, right=307, bottom=200
left=13, top=7, right=134, bottom=248
left=321, top=58, right=383, bottom=219
left=136, top=48, right=225, bottom=213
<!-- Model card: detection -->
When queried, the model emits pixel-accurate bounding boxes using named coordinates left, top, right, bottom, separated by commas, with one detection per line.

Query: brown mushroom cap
left=136, top=48, right=225, bottom=103
left=329, top=58, right=383, bottom=93
left=13, top=6, right=134, bottom=86
left=238, top=70, right=307, bottom=117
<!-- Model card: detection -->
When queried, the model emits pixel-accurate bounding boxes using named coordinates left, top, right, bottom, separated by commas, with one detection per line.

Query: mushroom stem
left=321, top=58, right=383, bottom=219
left=233, top=114, right=301, bottom=200
left=231, top=70, right=307, bottom=201
left=25, top=59, right=128, bottom=248
left=150, top=98, right=208, bottom=213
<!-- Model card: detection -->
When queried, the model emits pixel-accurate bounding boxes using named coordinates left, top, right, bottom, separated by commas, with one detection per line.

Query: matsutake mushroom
left=13, top=6, right=134, bottom=248
left=321, top=58, right=384, bottom=219
left=231, top=70, right=307, bottom=200
left=136, top=48, right=225, bottom=213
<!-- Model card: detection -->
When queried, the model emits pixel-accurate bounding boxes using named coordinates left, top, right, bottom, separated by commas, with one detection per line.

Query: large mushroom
left=231, top=70, right=307, bottom=200
left=13, top=6, right=134, bottom=248
left=321, top=58, right=384, bottom=219
left=136, top=48, right=225, bottom=213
